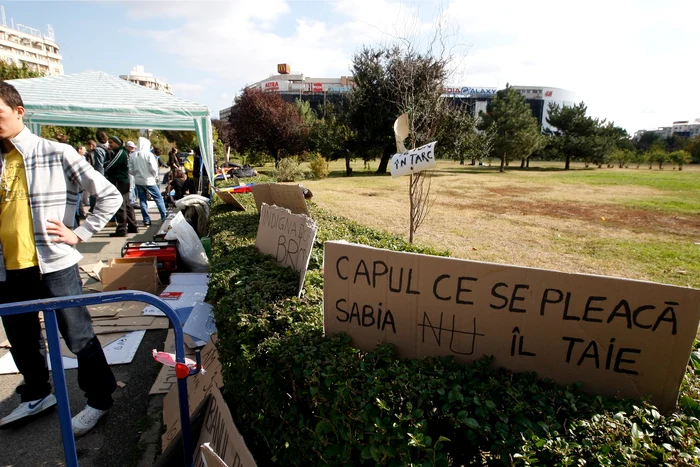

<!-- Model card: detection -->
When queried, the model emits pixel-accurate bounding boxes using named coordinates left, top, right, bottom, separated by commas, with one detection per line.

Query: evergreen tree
left=479, top=85, right=542, bottom=172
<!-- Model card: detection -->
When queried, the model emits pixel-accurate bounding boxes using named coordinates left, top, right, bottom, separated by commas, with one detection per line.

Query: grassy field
left=255, top=159, right=700, bottom=288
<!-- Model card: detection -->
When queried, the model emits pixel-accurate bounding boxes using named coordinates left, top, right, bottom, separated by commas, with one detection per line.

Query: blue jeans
left=0, top=265, right=116, bottom=409
left=136, top=185, right=167, bottom=223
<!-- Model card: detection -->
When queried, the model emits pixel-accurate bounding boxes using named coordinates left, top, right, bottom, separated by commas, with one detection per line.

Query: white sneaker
left=71, top=405, right=108, bottom=437
left=0, top=394, right=57, bottom=426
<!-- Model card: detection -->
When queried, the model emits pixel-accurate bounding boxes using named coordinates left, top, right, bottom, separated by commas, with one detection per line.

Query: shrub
left=208, top=186, right=700, bottom=466
left=308, top=153, right=329, bottom=179
left=272, top=157, right=306, bottom=182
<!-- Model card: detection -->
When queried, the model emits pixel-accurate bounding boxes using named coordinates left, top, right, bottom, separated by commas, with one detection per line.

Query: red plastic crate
left=121, top=241, right=178, bottom=272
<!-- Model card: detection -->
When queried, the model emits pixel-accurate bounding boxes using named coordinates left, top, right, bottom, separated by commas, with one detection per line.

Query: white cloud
left=128, top=0, right=699, bottom=133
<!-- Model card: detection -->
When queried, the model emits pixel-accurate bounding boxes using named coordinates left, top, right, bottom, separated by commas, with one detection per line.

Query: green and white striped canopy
left=7, top=71, right=214, bottom=182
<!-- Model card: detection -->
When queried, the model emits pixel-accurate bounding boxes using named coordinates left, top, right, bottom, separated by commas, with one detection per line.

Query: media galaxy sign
left=443, top=87, right=498, bottom=97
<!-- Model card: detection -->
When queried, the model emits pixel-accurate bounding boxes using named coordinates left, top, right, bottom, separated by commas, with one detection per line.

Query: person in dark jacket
left=165, top=169, right=195, bottom=206
left=105, top=136, right=138, bottom=237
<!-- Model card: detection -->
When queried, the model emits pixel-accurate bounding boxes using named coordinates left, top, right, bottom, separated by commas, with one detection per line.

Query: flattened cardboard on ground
left=214, top=187, right=246, bottom=211
left=101, top=257, right=159, bottom=294
left=193, top=387, right=257, bottom=467
left=162, top=335, right=223, bottom=450
left=53, top=332, right=128, bottom=358
left=256, top=204, right=318, bottom=296
left=0, top=330, right=146, bottom=374
left=322, top=241, right=700, bottom=414
left=89, top=301, right=148, bottom=318
left=251, top=183, right=309, bottom=216
left=92, top=317, right=169, bottom=334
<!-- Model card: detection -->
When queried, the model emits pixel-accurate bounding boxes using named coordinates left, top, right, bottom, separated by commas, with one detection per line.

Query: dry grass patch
left=298, top=160, right=700, bottom=288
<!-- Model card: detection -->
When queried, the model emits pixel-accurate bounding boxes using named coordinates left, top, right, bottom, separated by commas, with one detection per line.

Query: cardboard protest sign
left=390, top=142, right=437, bottom=178
left=162, top=335, right=223, bottom=450
left=193, top=387, right=257, bottom=467
left=255, top=204, right=317, bottom=296
left=214, top=188, right=246, bottom=211
left=251, top=183, right=309, bottom=216
left=323, top=241, right=700, bottom=413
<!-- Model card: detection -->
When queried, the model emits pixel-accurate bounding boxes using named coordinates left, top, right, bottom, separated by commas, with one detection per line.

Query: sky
left=4, top=0, right=699, bottom=133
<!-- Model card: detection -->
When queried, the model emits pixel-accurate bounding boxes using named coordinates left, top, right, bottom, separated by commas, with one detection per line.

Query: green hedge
left=208, top=187, right=700, bottom=466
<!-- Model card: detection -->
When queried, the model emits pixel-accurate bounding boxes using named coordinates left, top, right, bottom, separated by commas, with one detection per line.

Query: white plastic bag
left=165, top=211, right=209, bottom=272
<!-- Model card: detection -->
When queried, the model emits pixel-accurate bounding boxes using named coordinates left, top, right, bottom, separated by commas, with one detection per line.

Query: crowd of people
left=69, top=133, right=210, bottom=236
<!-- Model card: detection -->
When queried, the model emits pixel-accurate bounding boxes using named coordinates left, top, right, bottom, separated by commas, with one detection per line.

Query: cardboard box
left=101, top=257, right=159, bottom=295
left=323, top=241, right=700, bottom=414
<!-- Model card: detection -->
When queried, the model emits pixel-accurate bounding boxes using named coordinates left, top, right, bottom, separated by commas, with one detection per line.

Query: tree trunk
left=526, top=158, right=530, bottom=168
left=409, top=174, right=414, bottom=243
left=345, top=152, right=353, bottom=176
left=565, top=156, right=571, bottom=170
left=500, top=152, right=506, bottom=173
left=520, top=158, right=525, bottom=168
left=471, top=157, right=476, bottom=166
left=376, top=145, right=394, bottom=174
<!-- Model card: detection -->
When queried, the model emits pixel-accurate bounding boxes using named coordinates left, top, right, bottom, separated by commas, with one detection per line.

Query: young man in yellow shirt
left=0, top=82, right=122, bottom=436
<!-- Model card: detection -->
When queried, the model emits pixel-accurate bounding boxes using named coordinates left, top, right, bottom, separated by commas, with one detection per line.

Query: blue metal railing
left=0, top=290, right=201, bottom=467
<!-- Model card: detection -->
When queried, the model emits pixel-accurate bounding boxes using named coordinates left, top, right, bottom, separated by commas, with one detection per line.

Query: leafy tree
left=349, top=44, right=448, bottom=173
left=310, top=102, right=354, bottom=175
left=546, top=102, right=600, bottom=169
left=436, top=104, right=495, bottom=166
left=686, top=136, right=700, bottom=163
left=636, top=131, right=662, bottom=152
left=41, top=126, right=140, bottom=146
left=479, top=85, right=542, bottom=172
left=646, top=144, right=667, bottom=169
left=630, top=150, right=646, bottom=169
left=664, top=135, right=687, bottom=152
left=295, top=99, right=317, bottom=129
left=610, top=148, right=634, bottom=168
left=228, top=88, right=307, bottom=166
left=668, top=150, right=691, bottom=170
left=0, top=62, right=42, bottom=80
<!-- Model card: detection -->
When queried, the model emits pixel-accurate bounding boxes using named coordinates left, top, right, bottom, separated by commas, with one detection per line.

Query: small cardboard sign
left=251, top=183, right=309, bottom=216
left=101, top=257, right=159, bottom=294
left=214, top=187, right=246, bottom=211
left=193, top=387, right=257, bottom=467
left=390, top=141, right=437, bottom=177
left=322, top=241, right=700, bottom=414
left=255, top=204, right=317, bottom=296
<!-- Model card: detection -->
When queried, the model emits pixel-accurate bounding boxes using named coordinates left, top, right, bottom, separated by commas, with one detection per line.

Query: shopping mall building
left=220, top=65, right=576, bottom=131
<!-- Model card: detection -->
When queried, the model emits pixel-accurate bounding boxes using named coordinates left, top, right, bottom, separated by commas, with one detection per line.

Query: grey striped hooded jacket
left=0, top=126, right=122, bottom=280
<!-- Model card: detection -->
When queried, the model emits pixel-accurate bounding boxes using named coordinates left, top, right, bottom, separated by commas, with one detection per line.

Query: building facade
left=634, top=120, right=700, bottom=140
left=442, top=85, right=577, bottom=131
left=0, top=19, right=63, bottom=76
left=219, top=64, right=354, bottom=119
left=119, top=65, right=172, bottom=94
left=220, top=65, right=577, bottom=131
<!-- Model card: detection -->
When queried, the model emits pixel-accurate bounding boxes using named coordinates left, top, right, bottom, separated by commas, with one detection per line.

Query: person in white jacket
left=129, top=137, right=167, bottom=226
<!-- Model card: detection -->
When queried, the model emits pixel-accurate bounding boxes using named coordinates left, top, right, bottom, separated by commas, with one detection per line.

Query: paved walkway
left=0, top=176, right=172, bottom=467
